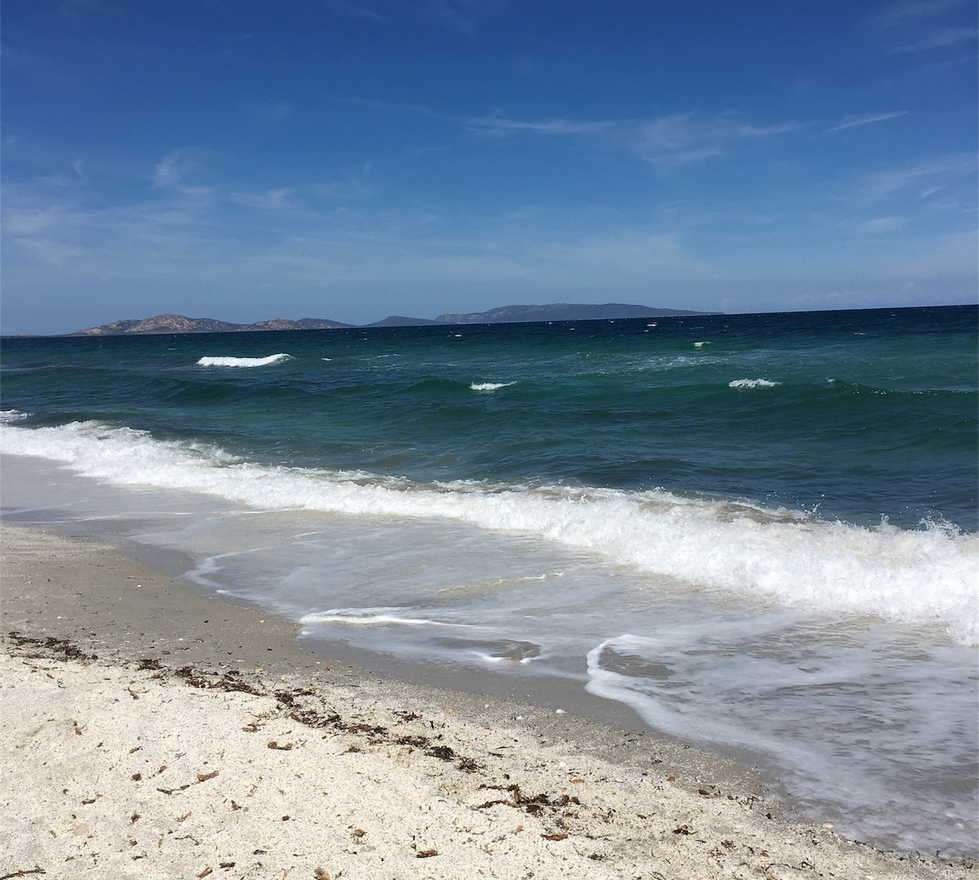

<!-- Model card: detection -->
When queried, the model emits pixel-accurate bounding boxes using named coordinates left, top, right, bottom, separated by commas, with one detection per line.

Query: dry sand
left=1, top=524, right=973, bottom=880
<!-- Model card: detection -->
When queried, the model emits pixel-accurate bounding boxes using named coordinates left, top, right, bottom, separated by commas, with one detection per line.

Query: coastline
left=1, top=523, right=973, bottom=879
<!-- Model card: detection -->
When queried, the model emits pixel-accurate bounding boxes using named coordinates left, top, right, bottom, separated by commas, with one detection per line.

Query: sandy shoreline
left=1, top=525, right=973, bottom=879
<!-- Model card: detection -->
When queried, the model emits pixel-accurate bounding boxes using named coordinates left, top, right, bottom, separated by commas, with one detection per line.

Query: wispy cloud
left=323, top=1, right=387, bottom=23
left=228, top=187, right=297, bottom=211
left=152, top=149, right=212, bottom=189
left=243, top=98, right=292, bottom=123
left=859, top=216, right=908, bottom=233
left=875, top=0, right=967, bottom=27
left=861, top=153, right=976, bottom=198
left=828, top=110, right=909, bottom=132
left=632, top=112, right=801, bottom=169
left=426, top=0, right=508, bottom=34
left=467, top=113, right=613, bottom=137
left=889, top=24, right=976, bottom=52
left=468, top=109, right=801, bottom=168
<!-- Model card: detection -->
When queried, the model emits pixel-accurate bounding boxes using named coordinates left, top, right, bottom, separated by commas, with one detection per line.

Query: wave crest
left=1, top=418, right=976, bottom=644
left=470, top=382, right=516, bottom=392
left=196, top=354, right=292, bottom=367
left=729, top=378, right=782, bottom=389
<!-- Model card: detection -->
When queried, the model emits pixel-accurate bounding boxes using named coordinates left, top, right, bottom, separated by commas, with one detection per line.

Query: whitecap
left=693, top=341, right=709, bottom=348
left=196, top=354, right=292, bottom=367
left=0, top=409, right=29, bottom=423
left=470, top=382, right=516, bottom=392
left=728, top=378, right=782, bottom=389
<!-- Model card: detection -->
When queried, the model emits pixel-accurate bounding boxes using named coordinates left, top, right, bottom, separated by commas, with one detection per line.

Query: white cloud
left=228, top=187, right=296, bottom=211
left=426, top=0, right=508, bottom=34
left=862, top=154, right=976, bottom=198
left=876, top=0, right=967, bottom=27
left=467, top=110, right=799, bottom=166
left=632, top=112, right=799, bottom=169
left=468, top=113, right=612, bottom=137
left=890, top=25, right=976, bottom=52
left=152, top=153, right=182, bottom=188
left=859, top=216, right=908, bottom=233
left=323, top=1, right=387, bottom=23
left=244, top=99, right=293, bottom=122
left=828, top=110, right=909, bottom=132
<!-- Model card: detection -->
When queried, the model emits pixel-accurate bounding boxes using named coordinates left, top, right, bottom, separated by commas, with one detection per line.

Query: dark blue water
left=3, top=305, right=976, bottom=529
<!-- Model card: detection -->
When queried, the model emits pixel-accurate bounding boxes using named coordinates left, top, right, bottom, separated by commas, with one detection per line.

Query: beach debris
left=352, top=828, right=366, bottom=839
left=130, top=812, right=140, bottom=823
left=174, top=665, right=264, bottom=695
left=267, top=740, right=294, bottom=750
left=426, top=745, right=456, bottom=761
left=415, top=849, right=438, bottom=858
left=6, top=631, right=95, bottom=662
left=0, top=869, right=46, bottom=879
left=541, top=832, right=568, bottom=841
left=196, top=868, right=212, bottom=878
left=475, top=783, right=581, bottom=819
left=313, top=870, right=331, bottom=880
left=158, top=770, right=219, bottom=795
left=137, top=658, right=163, bottom=670
left=672, top=824, right=692, bottom=835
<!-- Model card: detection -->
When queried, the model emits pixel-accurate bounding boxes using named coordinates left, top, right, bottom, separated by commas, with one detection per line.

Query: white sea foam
left=0, top=410, right=29, bottom=423
left=470, top=382, right=516, bottom=392
left=2, top=419, right=976, bottom=644
left=729, top=378, right=782, bottom=389
left=473, top=652, right=537, bottom=665
left=196, top=354, right=292, bottom=367
left=693, top=341, right=709, bottom=348
left=299, top=608, right=471, bottom=627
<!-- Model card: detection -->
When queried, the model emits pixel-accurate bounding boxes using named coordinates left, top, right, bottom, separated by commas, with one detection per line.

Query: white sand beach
left=1, top=526, right=973, bottom=880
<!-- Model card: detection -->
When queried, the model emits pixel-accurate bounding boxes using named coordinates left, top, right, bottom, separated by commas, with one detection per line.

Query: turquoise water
left=2, top=304, right=977, bottom=854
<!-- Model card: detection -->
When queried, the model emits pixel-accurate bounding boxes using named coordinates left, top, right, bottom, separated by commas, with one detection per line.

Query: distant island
left=67, top=303, right=715, bottom=336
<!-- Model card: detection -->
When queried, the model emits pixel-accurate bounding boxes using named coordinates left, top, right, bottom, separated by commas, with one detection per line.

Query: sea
left=1, top=304, right=977, bottom=855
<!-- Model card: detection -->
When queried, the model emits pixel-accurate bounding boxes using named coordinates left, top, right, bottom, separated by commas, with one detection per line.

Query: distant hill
left=435, top=303, right=713, bottom=324
left=66, top=303, right=715, bottom=336
left=68, top=314, right=352, bottom=336
left=365, top=315, right=443, bottom=327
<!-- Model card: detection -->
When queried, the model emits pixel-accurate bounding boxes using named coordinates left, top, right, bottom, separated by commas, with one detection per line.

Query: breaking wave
left=196, top=354, right=292, bottom=367
left=729, top=378, right=782, bottom=389
left=1, top=418, right=976, bottom=644
left=470, top=382, right=516, bottom=392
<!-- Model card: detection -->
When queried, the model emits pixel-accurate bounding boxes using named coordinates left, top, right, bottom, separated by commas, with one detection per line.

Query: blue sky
left=2, top=0, right=976, bottom=332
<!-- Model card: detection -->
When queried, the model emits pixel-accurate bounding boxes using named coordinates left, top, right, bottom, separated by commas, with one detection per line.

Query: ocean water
left=2, top=305, right=977, bottom=854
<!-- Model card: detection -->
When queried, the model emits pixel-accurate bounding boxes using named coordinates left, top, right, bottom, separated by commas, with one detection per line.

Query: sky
left=2, top=0, right=976, bottom=333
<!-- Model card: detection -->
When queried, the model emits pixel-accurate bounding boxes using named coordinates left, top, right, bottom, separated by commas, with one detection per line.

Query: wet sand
left=1, top=524, right=973, bottom=879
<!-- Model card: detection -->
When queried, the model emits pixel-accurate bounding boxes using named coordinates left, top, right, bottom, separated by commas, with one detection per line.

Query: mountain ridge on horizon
left=63, top=303, right=716, bottom=336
